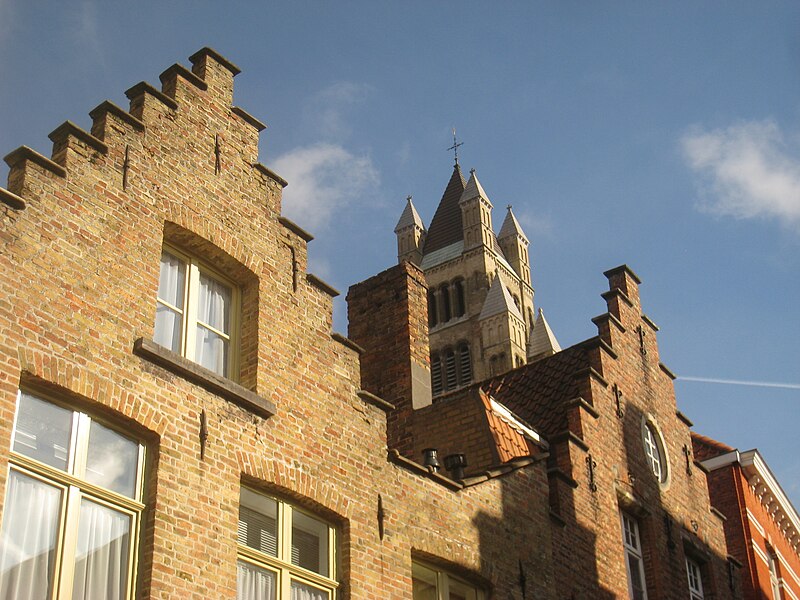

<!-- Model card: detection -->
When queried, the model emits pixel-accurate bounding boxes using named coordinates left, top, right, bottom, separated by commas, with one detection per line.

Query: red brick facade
left=694, top=437, right=800, bottom=600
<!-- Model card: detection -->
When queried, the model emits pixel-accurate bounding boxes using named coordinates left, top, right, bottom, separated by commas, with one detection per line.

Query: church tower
left=393, top=160, right=560, bottom=396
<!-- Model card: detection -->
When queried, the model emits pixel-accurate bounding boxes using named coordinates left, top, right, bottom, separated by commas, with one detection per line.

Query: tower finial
left=447, top=128, right=463, bottom=166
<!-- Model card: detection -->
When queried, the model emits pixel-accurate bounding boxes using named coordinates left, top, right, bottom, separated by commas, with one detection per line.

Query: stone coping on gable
left=0, top=188, right=25, bottom=210
left=133, top=337, right=276, bottom=419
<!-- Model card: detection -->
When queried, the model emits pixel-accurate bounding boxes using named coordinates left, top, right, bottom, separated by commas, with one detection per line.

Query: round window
left=642, top=421, right=668, bottom=483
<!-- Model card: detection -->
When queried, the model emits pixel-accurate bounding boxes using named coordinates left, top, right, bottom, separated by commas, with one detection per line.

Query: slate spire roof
left=480, top=275, right=524, bottom=321
left=528, top=308, right=561, bottom=359
left=394, top=196, right=425, bottom=233
left=421, top=164, right=466, bottom=255
left=498, top=205, right=528, bottom=244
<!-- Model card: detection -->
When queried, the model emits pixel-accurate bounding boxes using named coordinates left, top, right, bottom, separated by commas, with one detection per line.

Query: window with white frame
left=411, top=561, right=484, bottom=600
left=237, top=487, right=338, bottom=600
left=0, top=391, right=146, bottom=600
left=768, top=549, right=781, bottom=600
left=686, top=557, right=705, bottom=600
left=620, top=512, right=648, bottom=600
left=155, top=246, right=238, bottom=378
left=642, top=421, right=667, bottom=484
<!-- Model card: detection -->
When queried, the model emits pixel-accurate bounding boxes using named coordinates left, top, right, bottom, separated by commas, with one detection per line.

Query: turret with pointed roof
left=497, top=205, right=532, bottom=286
left=394, top=196, right=426, bottom=266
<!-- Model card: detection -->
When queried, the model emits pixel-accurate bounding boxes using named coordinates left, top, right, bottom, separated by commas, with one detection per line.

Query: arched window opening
left=459, top=344, right=472, bottom=385
left=441, top=284, right=452, bottom=322
left=454, top=279, right=466, bottom=317
left=431, top=354, right=443, bottom=396
left=428, top=290, right=438, bottom=328
left=444, top=349, right=457, bottom=390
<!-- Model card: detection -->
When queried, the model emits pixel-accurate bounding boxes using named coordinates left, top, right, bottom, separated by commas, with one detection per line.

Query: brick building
left=0, top=47, right=789, bottom=600
left=694, top=435, right=800, bottom=600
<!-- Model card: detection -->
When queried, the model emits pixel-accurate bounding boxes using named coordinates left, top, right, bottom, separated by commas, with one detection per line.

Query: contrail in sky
left=678, top=376, right=800, bottom=390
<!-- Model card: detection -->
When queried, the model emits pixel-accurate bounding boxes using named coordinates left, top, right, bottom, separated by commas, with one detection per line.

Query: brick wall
left=0, top=48, right=558, bottom=600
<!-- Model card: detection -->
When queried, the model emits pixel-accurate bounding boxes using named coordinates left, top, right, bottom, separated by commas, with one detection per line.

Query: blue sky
left=1, top=2, right=799, bottom=508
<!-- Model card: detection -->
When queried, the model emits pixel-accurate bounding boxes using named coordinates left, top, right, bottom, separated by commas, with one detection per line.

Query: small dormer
left=395, top=196, right=426, bottom=266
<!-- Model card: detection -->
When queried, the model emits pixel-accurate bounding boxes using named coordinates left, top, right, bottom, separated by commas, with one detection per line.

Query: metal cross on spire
left=447, top=128, right=463, bottom=166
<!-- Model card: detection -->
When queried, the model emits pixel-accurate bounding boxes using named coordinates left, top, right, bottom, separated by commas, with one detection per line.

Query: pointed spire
left=421, top=164, right=466, bottom=255
left=498, top=205, right=528, bottom=244
left=528, top=308, right=561, bottom=361
left=479, top=275, right=524, bottom=321
left=394, top=195, right=425, bottom=233
left=459, top=168, right=491, bottom=206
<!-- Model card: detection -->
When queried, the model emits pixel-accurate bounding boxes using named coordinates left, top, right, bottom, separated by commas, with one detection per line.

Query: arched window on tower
left=454, top=279, right=466, bottom=318
left=458, top=343, right=472, bottom=385
left=444, top=349, right=457, bottom=390
left=441, top=284, right=452, bottom=322
left=428, top=290, right=438, bottom=328
left=430, top=353, right=443, bottom=396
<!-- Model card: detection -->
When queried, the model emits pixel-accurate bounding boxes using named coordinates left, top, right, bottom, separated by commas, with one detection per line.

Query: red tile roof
left=483, top=344, right=590, bottom=437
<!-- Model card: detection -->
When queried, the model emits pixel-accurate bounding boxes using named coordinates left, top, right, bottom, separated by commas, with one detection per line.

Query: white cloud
left=272, top=143, right=379, bottom=231
left=304, top=82, right=373, bottom=139
left=681, top=120, right=800, bottom=231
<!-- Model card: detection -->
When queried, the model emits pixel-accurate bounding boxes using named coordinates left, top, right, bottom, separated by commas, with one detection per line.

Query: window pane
left=197, top=272, right=231, bottom=334
left=237, top=561, right=277, bottom=600
left=154, top=303, right=183, bottom=353
left=71, top=498, right=131, bottom=600
left=0, top=470, right=62, bottom=600
left=158, top=251, right=186, bottom=308
left=85, top=421, right=139, bottom=498
left=628, top=554, right=646, bottom=600
left=290, top=579, right=328, bottom=600
left=238, top=489, right=278, bottom=557
left=195, top=325, right=229, bottom=377
left=13, top=392, right=73, bottom=470
left=292, top=511, right=329, bottom=576
left=449, top=577, right=476, bottom=600
left=412, top=563, right=438, bottom=600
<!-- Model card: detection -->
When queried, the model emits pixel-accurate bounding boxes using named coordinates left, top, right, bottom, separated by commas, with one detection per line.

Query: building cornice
left=701, top=449, right=800, bottom=552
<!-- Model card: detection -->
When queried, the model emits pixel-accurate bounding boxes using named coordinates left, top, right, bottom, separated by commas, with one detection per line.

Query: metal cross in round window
left=642, top=421, right=668, bottom=483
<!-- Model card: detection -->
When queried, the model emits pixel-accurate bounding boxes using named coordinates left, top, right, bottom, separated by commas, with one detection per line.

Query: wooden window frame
left=621, top=512, right=648, bottom=600
left=237, top=487, right=338, bottom=599
left=156, top=244, right=241, bottom=380
left=411, top=560, right=485, bottom=600
left=2, top=390, right=146, bottom=600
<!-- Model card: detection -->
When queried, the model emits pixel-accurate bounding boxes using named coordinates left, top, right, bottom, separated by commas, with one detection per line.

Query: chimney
left=347, top=262, right=432, bottom=457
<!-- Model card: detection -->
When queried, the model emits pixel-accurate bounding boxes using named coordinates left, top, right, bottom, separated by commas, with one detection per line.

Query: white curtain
left=0, top=470, right=61, bottom=600
left=291, top=581, right=327, bottom=600
left=195, top=273, right=230, bottom=376
left=237, top=561, right=276, bottom=600
left=71, top=498, right=130, bottom=600
left=155, top=252, right=185, bottom=353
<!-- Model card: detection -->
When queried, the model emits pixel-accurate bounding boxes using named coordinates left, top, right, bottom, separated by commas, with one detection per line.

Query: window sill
left=133, top=338, right=276, bottom=419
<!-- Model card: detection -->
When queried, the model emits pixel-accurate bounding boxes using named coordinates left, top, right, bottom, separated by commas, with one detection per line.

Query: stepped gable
left=483, top=344, right=588, bottom=437
left=691, top=431, right=735, bottom=462
left=421, top=164, right=466, bottom=255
